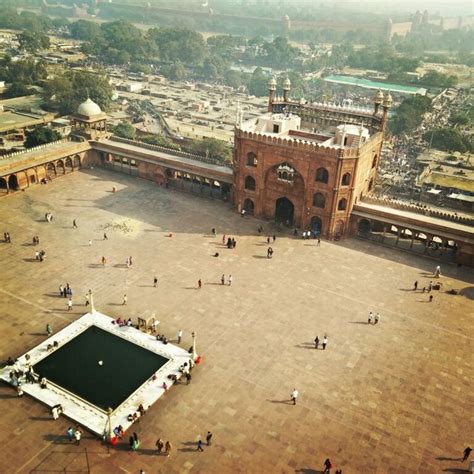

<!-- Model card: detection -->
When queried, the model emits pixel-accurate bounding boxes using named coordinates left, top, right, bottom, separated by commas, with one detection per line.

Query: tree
left=113, top=122, right=135, bottom=139
left=224, top=70, right=244, bottom=89
left=101, top=20, right=155, bottom=62
left=0, top=57, right=47, bottom=85
left=259, top=36, right=301, bottom=69
left=450, top=113, right=469, bottom=126
left=420, top=71, right=457, bottom=88
left=389, top=95, right=432, bottom=135
left=25, top=126, right=61, bottom=148
left=148, top=27, right=206, bottom=65
left=161, top=60, right=187, bottom=81
left=69, top=20, right=103, bottom=41
left=141, top=134, right=180, bottom=150
left=248, top=67, right=269, bottom=97
left=3, top=83, right=34, bottom=98
left=423, top=128, right=472, bottom=153
left=187, top=137, right=232, bottom=163
left=17, top=30, right=50, bottom=53
left=43, top=70, right=113, bottom=115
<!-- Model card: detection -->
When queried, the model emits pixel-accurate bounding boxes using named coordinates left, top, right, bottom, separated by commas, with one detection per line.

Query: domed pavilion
left=71, top=98, right=107, bottom=140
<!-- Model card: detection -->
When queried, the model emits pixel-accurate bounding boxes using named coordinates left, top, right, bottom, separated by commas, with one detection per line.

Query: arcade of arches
left=355, top=217, right=461, bottom=263
left=99, top=151, right=231, bottom=201
left=0, top=154, right=83, bottom=194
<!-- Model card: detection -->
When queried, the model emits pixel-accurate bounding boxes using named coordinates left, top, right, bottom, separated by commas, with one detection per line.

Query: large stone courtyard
left=0, top=168, right=472, bottom=474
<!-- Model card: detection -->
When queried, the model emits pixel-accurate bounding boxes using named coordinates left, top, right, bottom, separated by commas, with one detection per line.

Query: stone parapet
left=362, top=196, right=474, bottom=226
left=108, top=136, right=233, bottom=169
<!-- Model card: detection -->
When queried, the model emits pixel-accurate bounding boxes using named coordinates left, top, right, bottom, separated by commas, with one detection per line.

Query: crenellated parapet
left=235, top=128, right=341, bottom=157
left=361, top=196, right=474, bottom=226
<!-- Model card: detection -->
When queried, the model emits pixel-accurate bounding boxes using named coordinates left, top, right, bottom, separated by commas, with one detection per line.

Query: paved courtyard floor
left=0, top=168, right=472, bottom=474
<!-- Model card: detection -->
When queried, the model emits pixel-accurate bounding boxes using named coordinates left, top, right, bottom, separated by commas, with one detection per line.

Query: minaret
left=282, top=77, right=291, bottom=102
left=373, top=89, right=384, bottom=115
left=268, top=77, right=277, bottom=112
left=381, top=91, right=392, bottom=131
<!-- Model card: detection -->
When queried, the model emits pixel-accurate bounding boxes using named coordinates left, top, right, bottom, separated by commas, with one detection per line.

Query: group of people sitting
left=46, top=341, right=60, bottom=352
left=112, top=317, right=132, bottom=327
left=127, top=403, right=147, bottom=423
left=156, top=334, right=169, bottom=344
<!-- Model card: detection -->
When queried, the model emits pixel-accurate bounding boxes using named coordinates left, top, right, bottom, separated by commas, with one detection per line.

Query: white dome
left=77, top=98, right=102, bottom=117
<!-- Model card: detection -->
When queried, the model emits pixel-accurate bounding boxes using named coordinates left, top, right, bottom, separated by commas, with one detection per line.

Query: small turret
left=268, top=77, right=277, bottom=112
left=381, top=91, right=392, bottom=131
left=373, top=89, right=384, bottom=114
left=383, top=92, right=393, bottom=109
left=283, top=77, right=291, bottom=102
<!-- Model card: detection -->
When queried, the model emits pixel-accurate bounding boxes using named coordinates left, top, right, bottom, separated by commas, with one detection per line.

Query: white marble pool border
left=0, top=311, right=192, bottom=436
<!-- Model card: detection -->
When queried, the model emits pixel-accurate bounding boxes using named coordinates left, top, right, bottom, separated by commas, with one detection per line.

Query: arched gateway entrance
left=275, top=197, right=294, bottom=225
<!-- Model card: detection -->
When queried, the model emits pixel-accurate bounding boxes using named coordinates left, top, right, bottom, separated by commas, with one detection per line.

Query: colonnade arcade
left=356, top=217, right=458, bottom=262
left=100, top=151, right=231, bottom=201
left=0, top=154, right=82, bottom=194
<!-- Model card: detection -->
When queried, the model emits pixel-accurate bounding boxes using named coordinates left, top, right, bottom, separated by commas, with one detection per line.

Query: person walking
left=122, top=294, right=127, bottom=305
left=368, top=312, right=373, bottom=324
left=462, top=446, right=472, bottom=462
left=221, top=274, right=225, bottom=285
left=413, top=281, right=418, bottom=291
left=429, top=295, right=433, bottom=302
left=101, top=256, right=106, bottom=266
left=374, top=313, right=380, bottom=324
left=228, top=275, right=233, bottom=286
left=103, top=232, right=108, bottom=240
left=323, top=458, right=332, bottom=474
left=198, top=279, right=202, bottom=289
left=132, top=432, right=139, bottom=450
left=67, top=298, right=73, bottom=311
left=154, top=276, right=158, bottom=287
left=73, top=219, right=77, bottom=229
left=46, top=324, right=53, bottom=336
left=177, top=330, right=183, bottom=344
left=206, top=431, right=213, bottom=446
left=222, top=234, right=226, bottom=245
left=322, top=335, right=328, bottom=350
left=155, top=438, right=164, bottom=454
left=317, top=237, right=321, bottom=246
left=197, top=438, right=204, bottom=452
left=314, top=336, right=319, bottom=349
left=291, top=388, right=299, bottom=405
left=67, top=427, right=74, bottom=442
left=85, top=293, right=90, bottom=307
left=88, top=240, right=92, bottom=246
left=165, top=441, right=172, bottom=457
left=74, top=428, right=82, bottom=445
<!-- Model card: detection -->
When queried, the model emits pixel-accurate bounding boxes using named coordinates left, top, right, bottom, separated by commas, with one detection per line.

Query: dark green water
left=34, top=326, right=169, bottom=410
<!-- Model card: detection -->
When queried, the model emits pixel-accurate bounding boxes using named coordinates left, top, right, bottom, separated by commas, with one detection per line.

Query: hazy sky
left=264, top=0, right=473, bottom=16
left=336, top=0, right=472, bottom=16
